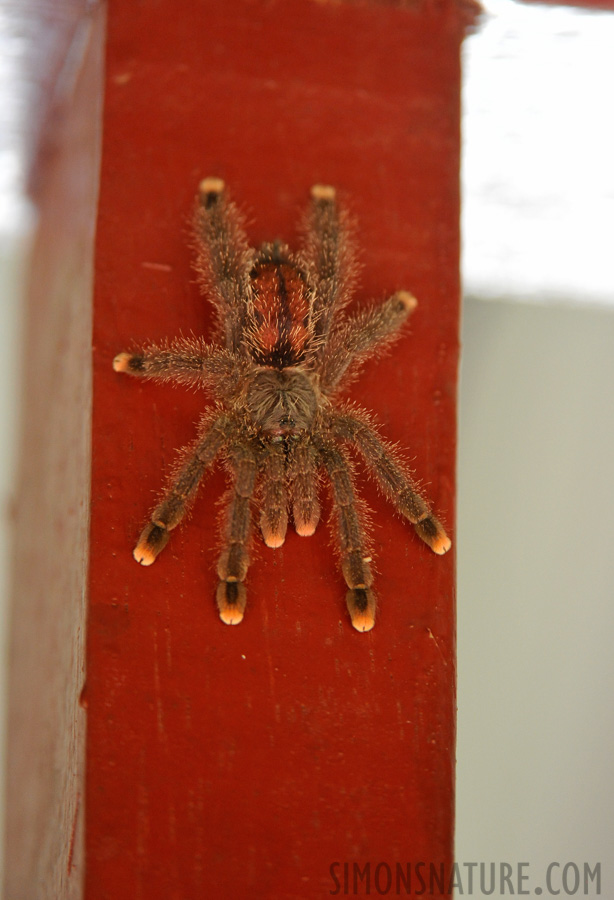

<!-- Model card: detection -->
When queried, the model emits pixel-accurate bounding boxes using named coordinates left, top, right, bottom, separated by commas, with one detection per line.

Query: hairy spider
left=113, top=178, right=450, bottom=632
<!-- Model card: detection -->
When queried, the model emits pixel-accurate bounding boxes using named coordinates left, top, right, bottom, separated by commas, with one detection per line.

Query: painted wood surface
left=88, top=1, right=471, bottom=896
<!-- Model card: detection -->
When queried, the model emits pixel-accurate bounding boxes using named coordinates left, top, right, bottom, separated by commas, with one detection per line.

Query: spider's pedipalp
left=328, top=409, right=451, bottom=555
left=287, top=435, right=321, bottom=536
left=319, top=441, right=376, bottom=632
left=259, top=442, right=288, bottom=548
left=216, top=439, right=259, bottom=625
left=132, top=413, right=232, bottom=565
left=320, top=291, right=417, bottom=393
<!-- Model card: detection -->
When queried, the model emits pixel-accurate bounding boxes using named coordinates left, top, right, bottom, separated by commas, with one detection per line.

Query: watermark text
left=328, top=861, right=601, bottom=896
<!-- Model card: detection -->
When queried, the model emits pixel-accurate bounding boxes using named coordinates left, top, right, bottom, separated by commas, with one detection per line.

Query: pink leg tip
left=216, top=581, right=247, bottom=625
left=219, top=607, right=244, bottom=625
left=311, top=184, right=336, bottom=201
left=431, top=533, right=452, bottom=555
left=133, top=542, right=157, bottom=566
left=351, top=612, right=376, bottom=633
left=394, top=290, right=418, bottom=313
left=295, top=520, right=317, bottom=537
left=346, top=587, right=376, bottom=633
left=261, top=515, right=287, bottom=549
left=199, top=176, right=225, bottom=196
left=113, top=352, right=133, bottom=373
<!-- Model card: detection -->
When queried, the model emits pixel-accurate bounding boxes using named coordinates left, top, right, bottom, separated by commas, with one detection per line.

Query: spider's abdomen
left=248, top=259, right=311, bottom=368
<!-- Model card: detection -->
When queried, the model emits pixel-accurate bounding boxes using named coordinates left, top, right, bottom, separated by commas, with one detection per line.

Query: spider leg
left=319, top=291, right=417, bottom=393
left=287, top=434, right=321, bottom=537
left=302, top=184, right=355, bottom=348
left=216, top=439, right=259, bottom=625
left=319, top=440, right=376, bottom=633
left=328, top=409, right=451, bottom=555
left=193, top=177, right=253, bottom=352
left=259, top=441, right=288, bottom=549
left=113, top=340, right=247, bottom=392
left=133, top=413, right=232, bottom=565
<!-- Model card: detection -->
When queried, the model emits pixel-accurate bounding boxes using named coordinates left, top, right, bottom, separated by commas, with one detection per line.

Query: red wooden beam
left=88, top=1, right=475, bottom=896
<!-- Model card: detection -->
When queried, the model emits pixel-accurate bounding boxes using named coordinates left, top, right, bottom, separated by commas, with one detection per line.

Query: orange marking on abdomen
left=249, top=261, right=311, bottom=366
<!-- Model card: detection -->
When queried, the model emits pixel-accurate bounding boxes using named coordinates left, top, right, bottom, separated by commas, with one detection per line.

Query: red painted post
left=88, top=1, right=475, bottom=896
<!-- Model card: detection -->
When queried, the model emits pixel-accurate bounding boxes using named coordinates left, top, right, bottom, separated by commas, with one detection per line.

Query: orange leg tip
left=113, top=352, right=133, bottom=373
left=351, top=611, right=376, bottom=633
left=263, top=532, right=285, bottom=549
left=219, top=607, right=244, bottom=626
left=260, top=517, right=288, bottom=549
left=414, top=517, right=451, bottom=555
left=394, top=290, right=418, bottom=313
left=133, top=542, right=157, bottom=566
left=294, top=520, right=317, bottom=537
left=133, top=523, right=169, bottom=565
left=199, top=176, right=225, bottom=197
left=216, top=581, right=247, bottom=625
left=346, top=587, right=376, bottom=633
left=293, top=506, right=320, bottom=537
left=311, top=183, right=336, bottom=202
left=431, top=532, right=452, bottom=555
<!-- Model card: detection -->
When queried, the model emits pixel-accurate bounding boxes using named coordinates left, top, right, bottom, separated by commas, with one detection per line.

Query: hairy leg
left=133, top=413, right=233, bottom=565
left=319, top=440, right=376, bottom=633
left=319, top=291, right=417, bottom=393
left=327, top=409, right=451, bottom=555
left=287, top=435, right=321, bottom=536
left=113, top=339, right=247, bottom=392
left=302, top=184, right=355, bottom=348
left=259, top=441, right=288, bottom=549
left=216, top=439, right=259, bottom=625
left=193, top=177, right=254, bottom=352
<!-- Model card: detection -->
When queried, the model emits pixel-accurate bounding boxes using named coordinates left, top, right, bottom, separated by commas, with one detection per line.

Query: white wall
left=462, top=0, right=614, bottom=306
left=455, top=297, right=614, bottom=896
left=457, top=2, right=614, bottom=890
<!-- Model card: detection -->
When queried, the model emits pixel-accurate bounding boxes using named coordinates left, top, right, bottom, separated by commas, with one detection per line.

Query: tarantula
left=113, top=178, right=450, bottom=632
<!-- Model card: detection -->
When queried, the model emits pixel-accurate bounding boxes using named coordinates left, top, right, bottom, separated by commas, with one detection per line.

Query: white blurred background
left=457, top=0, right=614, bottom=894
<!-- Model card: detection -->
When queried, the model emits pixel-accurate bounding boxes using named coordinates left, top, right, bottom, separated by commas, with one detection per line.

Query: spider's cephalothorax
left=113, top=178, right=451, bottom=632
